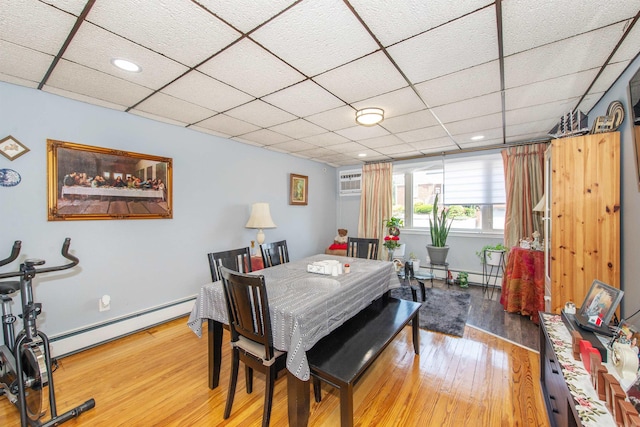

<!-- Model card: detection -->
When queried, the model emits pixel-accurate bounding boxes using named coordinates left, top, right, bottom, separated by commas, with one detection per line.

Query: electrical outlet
left=99, top=295, right=111, bottom=311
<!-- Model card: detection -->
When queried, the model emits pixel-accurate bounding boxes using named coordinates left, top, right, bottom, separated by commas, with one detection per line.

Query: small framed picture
left=289, top=173, right=308, bottom=206
left=0, top=135, right=30, bottom=161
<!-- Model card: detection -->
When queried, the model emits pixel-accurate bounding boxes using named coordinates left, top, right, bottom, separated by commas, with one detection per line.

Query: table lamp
left=245, top=202, right=276, bottom=245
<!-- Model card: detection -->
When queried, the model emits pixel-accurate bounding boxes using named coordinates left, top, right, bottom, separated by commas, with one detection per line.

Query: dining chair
left=207, top=247, right=252, bottom=282
left=260, top=240, right=289, bottom=268
left=219, top=266, right=287, bottom=427
left=346, top=237, right=379, bottom=260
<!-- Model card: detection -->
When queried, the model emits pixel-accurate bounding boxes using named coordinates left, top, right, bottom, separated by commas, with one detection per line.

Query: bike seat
left=0, top=280, right=20, bottom=295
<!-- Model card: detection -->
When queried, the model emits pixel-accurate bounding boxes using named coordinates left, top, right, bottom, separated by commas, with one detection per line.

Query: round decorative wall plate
left=0, top=168, right=21, bottom=187
left=607, top=100, right=625, bottom=130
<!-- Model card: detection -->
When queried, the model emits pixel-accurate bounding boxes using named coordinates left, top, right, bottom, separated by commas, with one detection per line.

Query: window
left=392, top=151, right=505, bottom=232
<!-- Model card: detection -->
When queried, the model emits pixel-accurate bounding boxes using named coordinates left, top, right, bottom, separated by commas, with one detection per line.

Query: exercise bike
left=0, top=238, right=95, bottom=426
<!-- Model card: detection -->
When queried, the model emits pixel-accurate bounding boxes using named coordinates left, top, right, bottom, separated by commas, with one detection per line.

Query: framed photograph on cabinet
left=289, top=173, right=308, bottom=206
left=47, top=139, right=172, bottom=221
left=0, top=135, right=29, bottom=161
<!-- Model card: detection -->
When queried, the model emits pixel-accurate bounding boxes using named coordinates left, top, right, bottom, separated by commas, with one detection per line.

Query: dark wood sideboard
left=539, top=312, right=616, bottom=427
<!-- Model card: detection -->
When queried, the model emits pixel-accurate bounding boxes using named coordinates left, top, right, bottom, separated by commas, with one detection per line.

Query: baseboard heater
left=49, top=296, right=196, bottom=358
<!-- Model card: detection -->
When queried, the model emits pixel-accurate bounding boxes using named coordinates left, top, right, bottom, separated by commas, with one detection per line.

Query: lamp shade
left=245, top=203, right=276, bottom=229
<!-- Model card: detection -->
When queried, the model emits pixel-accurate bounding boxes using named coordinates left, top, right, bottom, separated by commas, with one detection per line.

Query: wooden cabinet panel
left=549, top=132, right=620, bottom=313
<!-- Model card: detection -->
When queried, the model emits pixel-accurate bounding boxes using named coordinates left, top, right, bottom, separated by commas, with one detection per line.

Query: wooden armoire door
left=549, top=132, right=620, bottom=313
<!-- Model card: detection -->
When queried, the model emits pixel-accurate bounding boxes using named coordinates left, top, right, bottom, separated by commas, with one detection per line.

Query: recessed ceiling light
left=111, top=58, right=141, bottom=73
left=471, top=135, right=485, bottom=141
left=358, top=153, right=367, bottom=157
left=355, top=108, right=384, bottom=126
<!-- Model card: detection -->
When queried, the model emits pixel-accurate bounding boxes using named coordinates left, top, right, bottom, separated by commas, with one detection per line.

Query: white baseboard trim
left=49, top=296, right=196, bottom=358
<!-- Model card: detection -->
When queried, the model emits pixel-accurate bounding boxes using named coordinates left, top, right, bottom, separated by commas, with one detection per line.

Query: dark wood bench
left=307, top=295, right=422, bottom=427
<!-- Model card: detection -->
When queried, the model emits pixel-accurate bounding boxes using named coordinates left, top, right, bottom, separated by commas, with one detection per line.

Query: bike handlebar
left=0, top=238, right=79, bottom=279
left=0, top=240, right=21, bottom=267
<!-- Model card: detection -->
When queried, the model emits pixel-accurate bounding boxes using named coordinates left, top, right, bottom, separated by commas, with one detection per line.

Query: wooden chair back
left=260, top=240, right=289, bottom=268
left=207, top=247, right=252, bottom=282
left=219, top=267, right=276, bottom=361
left=346, top=237, right=379, bottom=260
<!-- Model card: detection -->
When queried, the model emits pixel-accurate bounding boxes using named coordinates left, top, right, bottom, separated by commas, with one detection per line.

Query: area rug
left=390, top=286, right=471, bottom=337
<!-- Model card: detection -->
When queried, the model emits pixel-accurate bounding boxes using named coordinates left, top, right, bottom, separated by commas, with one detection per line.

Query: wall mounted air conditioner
left=339, top=169, right=362, bottom=196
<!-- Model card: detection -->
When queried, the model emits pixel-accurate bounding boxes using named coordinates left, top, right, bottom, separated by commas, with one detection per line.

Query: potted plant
left=384, top=217, right=404, bottom=236
left=476, top=243, right=507, bottom=266
left=408, top=252, right=420, bottom=270
left=426, top=194, right=452, bottom=265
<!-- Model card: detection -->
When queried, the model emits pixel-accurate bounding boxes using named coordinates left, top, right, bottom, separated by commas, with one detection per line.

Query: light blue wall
left=589, top=55, right=640, bottom=318
left=0, top=82, right=337, bottom=337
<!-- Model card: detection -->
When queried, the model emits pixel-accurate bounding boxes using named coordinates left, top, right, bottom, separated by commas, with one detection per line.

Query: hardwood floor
left=0, top=309, right=549, bottom=426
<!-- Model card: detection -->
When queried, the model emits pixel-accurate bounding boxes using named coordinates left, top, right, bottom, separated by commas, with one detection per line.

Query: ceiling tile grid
left=1, top=1, right=638, bottom=166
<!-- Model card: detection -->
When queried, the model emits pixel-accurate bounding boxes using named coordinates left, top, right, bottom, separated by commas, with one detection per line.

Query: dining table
left=187, top=253, right=401, bottom=426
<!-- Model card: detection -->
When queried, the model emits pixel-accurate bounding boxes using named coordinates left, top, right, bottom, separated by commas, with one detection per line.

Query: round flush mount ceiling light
left=355, top=108, right=384, bottom=126
left=111, top=58, right=142, bottom=73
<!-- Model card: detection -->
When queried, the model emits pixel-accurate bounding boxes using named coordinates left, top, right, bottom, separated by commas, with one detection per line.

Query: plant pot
left=484, top=249, right=505, bottom=266
left=410, top=259, right=420, bottom=270
left=426, top=245, right=449, bottom=265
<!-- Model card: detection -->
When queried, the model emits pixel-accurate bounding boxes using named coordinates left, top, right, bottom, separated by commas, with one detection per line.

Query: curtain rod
left=364, top=138, right=550, bottom=164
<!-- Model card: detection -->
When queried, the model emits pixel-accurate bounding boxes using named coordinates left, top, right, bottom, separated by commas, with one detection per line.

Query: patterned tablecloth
left=188, top=254, right=401, bottom=381
left=541, top=313, right=616, bottom=426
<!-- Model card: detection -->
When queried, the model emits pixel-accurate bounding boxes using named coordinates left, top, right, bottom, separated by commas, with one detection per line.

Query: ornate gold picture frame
left=47, top=139, right=172, bottom=221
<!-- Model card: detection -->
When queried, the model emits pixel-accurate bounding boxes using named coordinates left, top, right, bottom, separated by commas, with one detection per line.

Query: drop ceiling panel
left=129, top=109, right=190, bottom=127
left=359, top=135, right=406, bottom=149
left=506, top=98, right=581, bottom=126
left=431, top=92, right=502, bottom=124
left=351, top=0, right=493, bottom=47
left=587, top=61, right=631, bottom=94
left=44, top=86, right=129, bottom=111
left=306, top=106, right=358, bottom=131
left=611, top=22, right=640, bottom=63
left=87, top=0, right=240, bottom=67
left=198, top=0, right=296, bottom=33
left=414, top=138, right=459, bottom=153
left=1, top=1, right=77, bottom=55
left=505, top=69, right=600, bottom=110
left=250, top=0, right=379, bottom=76
left=133, top=92, right=216, bottom=125
left=504, top=23, right=627, bottom=89
left=63, top=23, right=189, bottom=90
left=226, top=100, right=297, bottom=128
left=46, top=60, right=154, bottom=107
left=196, top=114, right=260, bottom=136
left=387, top=7, right=498, bottom=83
left=269, top=120, right=327, bottom=139
left=267, top=139, right=317, bottom=153
left=452, top=127, right=503, bottom=144
left=238, top=129, right=291, bottom=145
left=397, top=126, right=449, bottom=143
left=415, top=61, right=501, bottom=108
left=161, top=70, right=253, bottom=113
left=335, top=125, right=390, bottom=141
left=197, top=39, right=305, bottom=98
left=0, top=42, right=53, bottom=84
left=300, top=132, right=350, bottom=147
left=313, top=52, right=407, bottom=103
left=502, top=0, right=638, bottom=56
left=381, top=110, right=440, bottom=133
left=446, top=113, right=503, bottom=135
left=352, top=87, right=426, bottom=118
left=262, top=80, right=345, bottom=117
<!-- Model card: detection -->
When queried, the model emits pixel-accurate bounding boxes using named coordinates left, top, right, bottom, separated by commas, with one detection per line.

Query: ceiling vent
left=339, top=169, right=362, bottom=196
